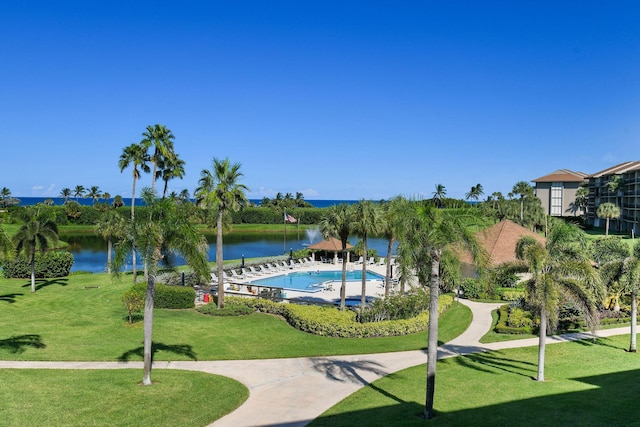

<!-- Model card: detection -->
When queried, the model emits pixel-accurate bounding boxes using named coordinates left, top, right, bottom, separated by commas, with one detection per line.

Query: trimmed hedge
left=203, top=294, right=455, bottom=338
left=2, top=251, right=74, bottom=278
left=494, top=304, right=534, bottom=335
left=130, top=283, right=196, bottom=309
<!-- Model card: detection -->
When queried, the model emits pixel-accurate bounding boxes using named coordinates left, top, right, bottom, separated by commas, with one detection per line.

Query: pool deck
left=221, top=260, right=392, bottom=305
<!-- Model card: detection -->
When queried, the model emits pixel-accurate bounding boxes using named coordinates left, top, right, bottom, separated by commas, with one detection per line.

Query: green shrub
left=357, top=289, right=429, bottom=323
left=122, top=289, right=144, bottom=324
left=197, top=304, right=254, bottom=316
left=498, top=288, right=526, bottom=302
left=460, top=278, right=482, bottom=299
left=130, top=283, right=196, bottom=309
left=2, top=251, right=74, bottom=278
left=494, top=304, right=534, bottom=334
left=506, top=307, right=533, bottom=328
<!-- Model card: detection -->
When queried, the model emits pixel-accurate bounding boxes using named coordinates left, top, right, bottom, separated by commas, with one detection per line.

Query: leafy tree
left=512, top=181, right=534, bottom=225
left=195, top=157, right=248, bottom=308
left=95, top=210, right=126, bottom=273
left=12, top=208, right=59, bottom=293
left=112, top=190, right=208, bottom=385
left=518, top=221, right=603, bottom=381
left=119, top=143, right=151, bottom=283
left=573, top=186, right=589, bottom=219
left=73, top=185, right=85, bottom=202
left=113, top=195, right=124, bottom=208
left=0, top=226, right=11, bottom=258
left=431, top=184, right=446, bottom=208
left=319, top=204, right=354, bottom=310
left=395, top=199, right=486, bottom=419
left=140, top=124, right=175, bottom=194
left=597, top=202, right=620, bottom=236
left=352, top=200, right=384, bottom=308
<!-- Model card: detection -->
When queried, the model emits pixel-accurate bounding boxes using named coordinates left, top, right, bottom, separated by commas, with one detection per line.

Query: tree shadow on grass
left=117, top=342, right=198, bottom=363
left=443, top=350, right=537, bottom=379
left=0, top=293, right=24, bottom=304
left=0, top=334, right=46, bottom=354
left=21, top=278, right=69, bottom=292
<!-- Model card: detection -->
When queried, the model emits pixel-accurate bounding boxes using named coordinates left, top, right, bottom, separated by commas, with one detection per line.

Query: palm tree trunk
left=537, top=308, right=547, bottom=381
left=630, top=289, right=637, bottom=353
left=107, top=238, right=112, bottom=274
left=131, top=178, right=137, bottom=284
left=340, top=248, right=347, bottom=310
left=424, top=249, right=441, bottom=419
left=606, top=218, right=610, bottom=236
left=361, top=236, right=368, bottom=309
left=142, top=273, right=156, bottom=386
left=385, top=238, right=394, bottom=298
left=216, top=210, right=224, bottom=309
left=30, top=251, right=36, bottom=293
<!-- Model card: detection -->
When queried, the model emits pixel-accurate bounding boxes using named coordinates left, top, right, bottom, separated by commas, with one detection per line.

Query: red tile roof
left=532, top=169, right=588, bottom=183
left=589, top=161, right=640, bottom=177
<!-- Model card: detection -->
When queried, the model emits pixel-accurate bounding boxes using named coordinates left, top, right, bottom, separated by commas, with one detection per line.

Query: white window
left=551, top=182, right=562, bottom=216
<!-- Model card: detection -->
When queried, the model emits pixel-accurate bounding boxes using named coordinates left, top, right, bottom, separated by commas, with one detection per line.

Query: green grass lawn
left=0, top=274, right=470, bottom=361
left=311, top=334, right=640, bottom=426
left=0, top=369, right=248, bottom=427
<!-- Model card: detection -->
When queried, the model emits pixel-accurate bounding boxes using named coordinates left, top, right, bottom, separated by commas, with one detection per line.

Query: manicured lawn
left=311, top=334, right=640, bottom=426
left=0, top=274, right=470, bottom=361
left=0, top=369, right=247, bottom=426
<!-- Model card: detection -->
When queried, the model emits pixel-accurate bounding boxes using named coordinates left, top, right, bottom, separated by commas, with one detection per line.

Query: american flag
left=285, top=213, right=297, bottom=223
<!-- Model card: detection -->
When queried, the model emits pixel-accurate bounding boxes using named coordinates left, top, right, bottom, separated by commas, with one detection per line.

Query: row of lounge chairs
left=209, top=257, right=318, bottom=285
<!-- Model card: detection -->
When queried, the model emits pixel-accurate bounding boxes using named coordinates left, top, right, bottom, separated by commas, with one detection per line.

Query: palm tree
left=195, top=157, right=248, bottom=309
left=113, top=195, right=124, bottom=208
left=379, top=197, right=402, bottom=298
left=0, top=226, right=12, bottom=258
left=112, top=192, right=208, bottom=386
left=0, top=187, right=10, bottom=208
left=73, top=185, right=85, bottom=202
left=102, top=192, right=111, bottom=203
left=395, top=199, right=486, bottom=419
left=574, top=186, right=589, bottom=219
left=432, top=184, right=446, bottom=208
left=512, top=181, right=534, bottom=224
left=95, top=210, right=126, bottom=274
left=119, top=143, right=151, bottom=283
left=12, top=208, right=59, bottom=293
left=518, top=221, right=602, bottom=382
left=352, top=200, right=384, bottom=308
left=179, top=189, right=191, bottom=203
left=319, top=204, right=354, bottom=310
left=87, top=186, right=102, bottom=205
left=60, top=188, right=72, bottom=203
left=140, top=124, right=175, bottom=194
left=597, top=202, right=620, bottom=236
left=465, top=183, right=484, bottom=203
left=158, top=152, right=186, bottom=199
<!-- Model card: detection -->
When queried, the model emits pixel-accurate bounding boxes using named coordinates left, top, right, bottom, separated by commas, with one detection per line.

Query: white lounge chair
left=367, top=257, right=375, bottom=265
left=354, top=256, right=364, bottom=265
left=376, top=257, right=385, bottom=266
left=242, top=268, right=254, bottom=279
left=250, top=266, right=262, bottom=276
left=230, top=270, right=243, bottom=281
left=259, top=265, right=270, bottom=275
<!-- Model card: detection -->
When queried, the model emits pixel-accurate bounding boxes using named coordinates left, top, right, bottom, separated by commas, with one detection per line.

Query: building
left=532, top=169, right=588, bottom=217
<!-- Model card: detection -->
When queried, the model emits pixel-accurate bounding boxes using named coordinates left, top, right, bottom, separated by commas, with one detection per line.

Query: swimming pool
left=250, top=270, right=384, bottom=293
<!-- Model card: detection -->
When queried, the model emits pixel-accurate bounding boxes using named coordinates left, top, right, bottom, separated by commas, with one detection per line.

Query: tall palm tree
left=597, top=202, right=620, bottom=236
left=431, top=184, right=446, bottom=208
left=112, top=192, right=208, bottom=386
left=379, top=197, right=402, bottom=298
left=518, top=221, right=603, bottom=382
left=574, top=186, right=589, bottom=219
left=59, top=188, right=72, bottom=203
left=195, top=157, right=248, bottom=309
left=87, top=186, right=102, bottom=205
left=73, top=185, right=85, bottom=202
left=465, top=183, right=484, bottom=203
left=158, top=152, right=186, bottom=199
left=319, top=204, right=354, bottom=310
left=12, top=208, right=59, bottom=293
left=512, top=181, right=534, bottom=224
left=140, top=124, right=175, bottom=194
left=95, top=210, right=126, bottom=274
left=119, top=143, right=151, bottom=283
left=0, top=226, right=12, bottom=258
left=395, top=199, right=486, bottom=419
left=352, top=200, right=384, bottom=308
left=0, top=187, right=10, bottom=208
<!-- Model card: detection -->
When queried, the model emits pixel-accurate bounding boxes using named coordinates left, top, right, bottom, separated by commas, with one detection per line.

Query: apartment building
left=532, top=169, right=588, bottom=217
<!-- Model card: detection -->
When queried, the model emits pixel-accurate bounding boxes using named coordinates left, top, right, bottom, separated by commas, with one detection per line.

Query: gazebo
left=307, top=237, right=353, bottom=264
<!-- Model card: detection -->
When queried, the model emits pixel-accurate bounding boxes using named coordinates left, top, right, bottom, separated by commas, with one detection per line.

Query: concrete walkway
left=0, top=299, right=632, bottom=427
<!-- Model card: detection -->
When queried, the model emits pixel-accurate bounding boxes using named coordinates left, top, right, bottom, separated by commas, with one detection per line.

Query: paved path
left=0, top=299, right=632, bottom=427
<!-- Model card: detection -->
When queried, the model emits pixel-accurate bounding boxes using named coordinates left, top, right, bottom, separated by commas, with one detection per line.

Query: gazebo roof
left=307, top=237, right=353, bottom=251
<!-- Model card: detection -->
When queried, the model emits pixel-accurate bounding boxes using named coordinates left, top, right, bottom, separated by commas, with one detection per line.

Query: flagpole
left=283, top=208, right=287, bottom=254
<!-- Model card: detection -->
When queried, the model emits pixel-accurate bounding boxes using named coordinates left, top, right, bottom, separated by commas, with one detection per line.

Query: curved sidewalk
left=0, top=299, right=631, bottom=427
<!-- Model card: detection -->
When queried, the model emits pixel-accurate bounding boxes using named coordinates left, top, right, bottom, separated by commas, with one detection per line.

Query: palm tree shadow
left=444, top=350, right=537, bottom=379
left=0, top=334, right=46, bottom=354
left=117, top=342, right=198, bottom=363
left=0, top=293, right=24, bottom=303
left=21, top=278, right=69, bottom=291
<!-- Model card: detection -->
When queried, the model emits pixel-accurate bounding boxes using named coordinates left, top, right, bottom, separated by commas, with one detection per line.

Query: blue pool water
left=251, top=270, right=384, bottom=292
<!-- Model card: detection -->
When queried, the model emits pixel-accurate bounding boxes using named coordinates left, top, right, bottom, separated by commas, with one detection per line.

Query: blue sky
left=1, top=1, right=639, bottom=201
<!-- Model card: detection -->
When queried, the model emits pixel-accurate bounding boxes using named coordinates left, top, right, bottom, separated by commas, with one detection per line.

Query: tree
left=140, top=124, right=175, bottom=194
left=12, top=208, right=59, bottom=293
left=352, top=200, right=384, bottom=309
left=518, top=221, right=603, bottom=382
left=195, top=157, right=248, bottom=309
left=395, top=199, right=486, bottom=419
left=87, top=186, right=102, bottom=205
left=60, top=188, right=72, bottom=203
left=431, top=184, right=446, bottom=208
left=73, top=185, right=85, bottom=202
left=113, top=195, right=124, bottom=208
left=112, top=190, right=209, bottom=386
left=465, top=183, right=484, bottom=203
left=573, top=186, right=589, bottom=219
left=0, top=226, right=11, bottom=259
left=119, top=143, right=151, bottom=283
left=319, top=204, right=354, bottom=310
left=0, top=187, right=10, bottom=208
left=95, top=210, right=126, bottom=274
left=158, top=152, right=186, bottom=199
left=512, top=181, right=534, bottom=224
left=379, top=197, right=402, bottom=298
left=597, top=202, right=620, bottom=236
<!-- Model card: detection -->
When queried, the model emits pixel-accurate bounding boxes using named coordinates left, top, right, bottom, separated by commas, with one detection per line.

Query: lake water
left=64, top=232, right=394, bottom=273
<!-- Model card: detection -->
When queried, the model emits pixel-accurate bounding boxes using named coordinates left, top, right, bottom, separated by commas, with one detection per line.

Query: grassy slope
left=312, top=334, right=640, bottom=426
left=0, top=273, right=470, bottom=361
